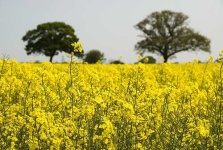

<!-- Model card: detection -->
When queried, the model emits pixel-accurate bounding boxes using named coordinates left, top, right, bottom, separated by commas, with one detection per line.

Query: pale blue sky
left=0, top=0, right=222, bottom=63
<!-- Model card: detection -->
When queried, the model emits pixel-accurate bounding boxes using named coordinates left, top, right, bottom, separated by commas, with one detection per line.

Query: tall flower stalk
left=69, top=41, right=83, bottom=120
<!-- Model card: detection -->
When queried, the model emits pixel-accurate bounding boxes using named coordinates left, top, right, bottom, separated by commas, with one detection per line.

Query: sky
left=0, top=0, right=222, bottom=63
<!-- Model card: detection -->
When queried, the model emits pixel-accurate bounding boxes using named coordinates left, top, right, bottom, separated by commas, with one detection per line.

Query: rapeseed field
left=0, top=57, right=223, bottom=149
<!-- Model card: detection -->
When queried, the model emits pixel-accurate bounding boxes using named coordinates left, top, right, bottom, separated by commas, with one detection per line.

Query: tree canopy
left=84, top=50, right=105, bottom=64
left=135, top=10, right=211, bottom=63
left=22, top=22, right=83, bottom=62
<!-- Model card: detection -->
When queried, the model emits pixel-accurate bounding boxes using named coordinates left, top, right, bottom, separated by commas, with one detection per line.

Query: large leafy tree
left=84, top=50, right=105, bottom=64
left=22, top=22, right=83, bottom=62
left=135, top=10, right=210, bottom=63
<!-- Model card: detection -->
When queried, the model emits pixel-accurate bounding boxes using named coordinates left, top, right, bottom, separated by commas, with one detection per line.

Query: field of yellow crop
left=0, top=58, right=223, bottom=149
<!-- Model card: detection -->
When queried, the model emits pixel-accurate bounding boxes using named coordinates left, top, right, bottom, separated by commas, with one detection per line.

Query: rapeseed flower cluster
left=0, top=57, right=223, bottom=149
left=71, top=41, right=82, bottom=53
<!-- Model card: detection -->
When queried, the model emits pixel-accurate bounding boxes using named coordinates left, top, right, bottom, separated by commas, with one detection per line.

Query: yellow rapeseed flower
left=0, top=57, right=222, bottom=149
left=71, top=41, right=83, bottom=52
left=137, top=54, right=142, bottom=60
left=144, top=57, right=149, bottom=63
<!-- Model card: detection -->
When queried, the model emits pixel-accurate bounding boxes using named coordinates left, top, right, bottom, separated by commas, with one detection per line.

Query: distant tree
left=84, top=50, right=105, bottom=64
left=198, top=60, right=203, bottom=63
left=135, top=10, right=210, bottom=63
left=215, top=58, right=222, bottom=63
left=110, top=60, right=125, bottom=64
left=22, top=22, right=83, bottom=62
left=138, top=56, right=156, bottom=64
left=34, top=60, right=41, bottom=63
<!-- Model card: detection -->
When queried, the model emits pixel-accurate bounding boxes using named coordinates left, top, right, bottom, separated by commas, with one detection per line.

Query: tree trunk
left=49, top=55, right=54, bottom=62
left=163, top=47, right=169, bottom=63
left=163, top=56, right=168, bottom=63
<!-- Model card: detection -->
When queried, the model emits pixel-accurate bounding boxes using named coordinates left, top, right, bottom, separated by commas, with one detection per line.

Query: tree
left=138, top=56, right=156, bottom=64
left=110, top=60, right=125, bottom=64
left=135, top=10, right=210, bottom=63
left=84, top=50, right=105, bottom=64
left=22, top=22, right=83, bottom=62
